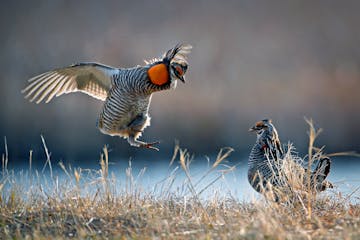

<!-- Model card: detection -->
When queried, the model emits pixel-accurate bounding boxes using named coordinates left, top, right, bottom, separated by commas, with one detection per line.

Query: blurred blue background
left=1, top=0, right=359, bottom=165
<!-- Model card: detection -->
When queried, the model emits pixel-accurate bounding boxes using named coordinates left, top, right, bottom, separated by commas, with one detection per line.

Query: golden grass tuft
left=0, top=123, right=359, bottom=239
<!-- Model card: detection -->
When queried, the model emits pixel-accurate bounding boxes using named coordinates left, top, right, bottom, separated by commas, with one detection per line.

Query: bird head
left=169, top=61, right=188, bottom=83
left=249, top=119, right=283, bottom=155
left=249, top=119, right=273, bottom=135
left=147, top=44, right=192, bottom=87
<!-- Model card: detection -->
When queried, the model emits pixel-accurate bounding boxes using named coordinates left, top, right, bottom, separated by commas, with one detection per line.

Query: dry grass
left=0, top=124, right=360, bottom=239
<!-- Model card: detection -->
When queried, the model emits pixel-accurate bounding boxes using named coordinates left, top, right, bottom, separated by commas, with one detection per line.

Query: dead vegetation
left=0, top=122, right=359, bottom=239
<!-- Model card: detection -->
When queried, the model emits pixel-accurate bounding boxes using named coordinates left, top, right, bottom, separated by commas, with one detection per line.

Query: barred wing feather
left=22, top=62, right=119, bottom=103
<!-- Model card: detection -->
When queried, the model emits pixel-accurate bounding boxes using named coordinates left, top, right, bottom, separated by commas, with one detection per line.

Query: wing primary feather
left=57, top=77, right=75, bottom=96
left=27, top=71, right=51, bottom=82
left=45, top=77, right=67, bottom=103
left=23, top=63, right=116, bottom=102
left=30, top=76, right=59, bottom=103
left=22, top=72, right=57, bottom=94
left=36, top=75, right=67, bottom=104
left=24, top=72, right=58, bottom=99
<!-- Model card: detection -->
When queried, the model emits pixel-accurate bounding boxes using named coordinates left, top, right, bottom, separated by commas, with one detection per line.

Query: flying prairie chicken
left=22, top=44, right=192, bottom=150
left=248, top=119, right=332, bottom=200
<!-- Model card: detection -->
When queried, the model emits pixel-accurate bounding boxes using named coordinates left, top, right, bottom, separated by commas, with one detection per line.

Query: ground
left=1, top=144, right=359, bottom=239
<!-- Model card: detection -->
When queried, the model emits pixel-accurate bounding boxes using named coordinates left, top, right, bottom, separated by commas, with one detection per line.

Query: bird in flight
left=22, top=44, right=192, bottom=151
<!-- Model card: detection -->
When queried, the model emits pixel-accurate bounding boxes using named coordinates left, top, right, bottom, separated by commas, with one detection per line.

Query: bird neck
left=249, top=142, right=267, bottom=166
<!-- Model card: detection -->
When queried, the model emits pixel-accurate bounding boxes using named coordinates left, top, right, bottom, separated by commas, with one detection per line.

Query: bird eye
left=255, top=121, right=264, bottom=128
left=175, top=65, right=184, bottom=76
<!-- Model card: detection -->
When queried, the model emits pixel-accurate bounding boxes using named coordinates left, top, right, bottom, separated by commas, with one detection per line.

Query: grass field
left=1, top=122, right=359, bottom=239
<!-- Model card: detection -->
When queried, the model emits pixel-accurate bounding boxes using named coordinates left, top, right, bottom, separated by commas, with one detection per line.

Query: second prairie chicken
left=22, top=44, right=192, bottom=150
left=248, top=119, right=332, bottom=199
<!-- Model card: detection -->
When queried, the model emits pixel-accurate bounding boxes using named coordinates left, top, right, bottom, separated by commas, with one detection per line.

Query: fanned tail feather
left=311, top=157, right=333, bottom=191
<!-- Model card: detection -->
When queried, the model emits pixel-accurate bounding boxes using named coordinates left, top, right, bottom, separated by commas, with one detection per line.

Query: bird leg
left=127, top=113, right=160, bottom=151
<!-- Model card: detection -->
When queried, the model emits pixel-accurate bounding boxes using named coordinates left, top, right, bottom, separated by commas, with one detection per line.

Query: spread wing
left=22, top=62, right=120, bottom=103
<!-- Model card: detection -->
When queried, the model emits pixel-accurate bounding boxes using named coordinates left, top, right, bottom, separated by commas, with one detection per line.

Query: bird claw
left=140, top=141, right=160, bottom=151
left=127, top=137, right=160, bottom=151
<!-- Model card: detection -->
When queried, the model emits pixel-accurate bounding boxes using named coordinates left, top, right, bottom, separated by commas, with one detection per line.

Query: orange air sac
left=147, top=63, right=169, bottom=86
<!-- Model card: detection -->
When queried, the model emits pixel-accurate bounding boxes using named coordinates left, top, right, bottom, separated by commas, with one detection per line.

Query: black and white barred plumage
left=22, top=44, right=192, bottom=150
left=248, top=119, right=332, bottom=196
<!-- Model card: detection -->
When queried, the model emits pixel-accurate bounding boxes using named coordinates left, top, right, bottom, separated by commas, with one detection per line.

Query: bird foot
left=128, top=136, right=160, bottom=151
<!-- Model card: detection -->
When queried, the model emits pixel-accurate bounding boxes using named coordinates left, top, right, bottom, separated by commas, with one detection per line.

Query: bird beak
left=249, top=127, right=256, bottom=132
left=179, top=75, right=185, bottom=83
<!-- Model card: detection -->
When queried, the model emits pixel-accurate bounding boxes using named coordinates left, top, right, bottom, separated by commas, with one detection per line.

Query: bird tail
left=311, top=157, right=333, bottom=191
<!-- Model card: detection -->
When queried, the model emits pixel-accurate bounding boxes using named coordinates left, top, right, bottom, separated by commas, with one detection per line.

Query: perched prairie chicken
left=22, top=44, right=192, bottom=150
left=248, top=119, right=332, bottom=198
